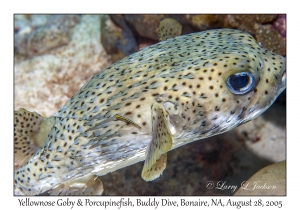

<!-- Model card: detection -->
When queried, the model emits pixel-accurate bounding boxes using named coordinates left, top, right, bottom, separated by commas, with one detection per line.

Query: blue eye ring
left=226, top=72, right=256, bottom=95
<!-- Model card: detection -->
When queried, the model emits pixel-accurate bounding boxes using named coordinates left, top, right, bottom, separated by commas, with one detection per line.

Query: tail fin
left=14, top=108, right=54, bottom=169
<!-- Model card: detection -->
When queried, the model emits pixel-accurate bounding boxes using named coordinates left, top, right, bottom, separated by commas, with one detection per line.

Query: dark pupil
left=231, top=75, right=249, bottom=89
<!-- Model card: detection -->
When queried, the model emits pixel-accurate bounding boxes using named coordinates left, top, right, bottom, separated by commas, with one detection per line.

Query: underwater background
left=14, top=14, right=286, bottom=195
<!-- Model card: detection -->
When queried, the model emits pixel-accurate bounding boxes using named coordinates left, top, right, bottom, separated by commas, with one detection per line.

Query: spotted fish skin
left=14, top=29, right=286, bottom=195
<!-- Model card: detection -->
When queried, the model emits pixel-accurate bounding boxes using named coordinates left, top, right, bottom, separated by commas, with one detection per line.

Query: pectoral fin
left=14, top=108, right=54, bottom=169
left=141, top=104, right=172, bottom=181
left=48, top=175, right=104, bottom=196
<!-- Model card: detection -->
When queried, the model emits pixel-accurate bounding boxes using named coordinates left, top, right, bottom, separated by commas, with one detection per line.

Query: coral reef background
left=15, top=15, right=111, bottom=117
left=14, top=14, right=286, bottom=195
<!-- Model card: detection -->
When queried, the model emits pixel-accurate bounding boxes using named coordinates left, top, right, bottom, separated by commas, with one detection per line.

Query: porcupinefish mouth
left=282, top=69, right=286, bottom=83
left=278, top=69, right=286, bottom=96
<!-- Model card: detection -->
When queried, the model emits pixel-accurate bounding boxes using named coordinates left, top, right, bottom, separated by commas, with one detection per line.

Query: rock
left=234, top=161, right=286, bottom=195
left=186, top=14, right=225, bottom=31
left=273, top=14, right=286, bottom=37
left=15, top=15, right=80, bottom=57
left=254, top=23, right=286, bottom=56
left=14, top=15, right=111, bottom=117
left=101, top=15, right=137, bottom=63
left=123, top=14, right=167, bottom=40
left=226, top=14, right=278, bottom=34
left=103, top=14, right=286, bottom=61
left=226, top=14, right=285, bottom=56
left=235, top=103, right=286, bottom=162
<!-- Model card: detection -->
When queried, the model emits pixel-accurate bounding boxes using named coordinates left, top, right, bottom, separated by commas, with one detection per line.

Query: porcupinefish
left=14, top=24, right=286, bottom=195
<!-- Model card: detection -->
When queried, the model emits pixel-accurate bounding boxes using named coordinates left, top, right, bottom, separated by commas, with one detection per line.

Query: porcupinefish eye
left=226, top=72, right=256, bottom=95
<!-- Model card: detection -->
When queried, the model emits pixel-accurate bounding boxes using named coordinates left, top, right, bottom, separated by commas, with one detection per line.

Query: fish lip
left=277, top=68, right=286, bottom=96
left=282, top=69, right=286, bottom=83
